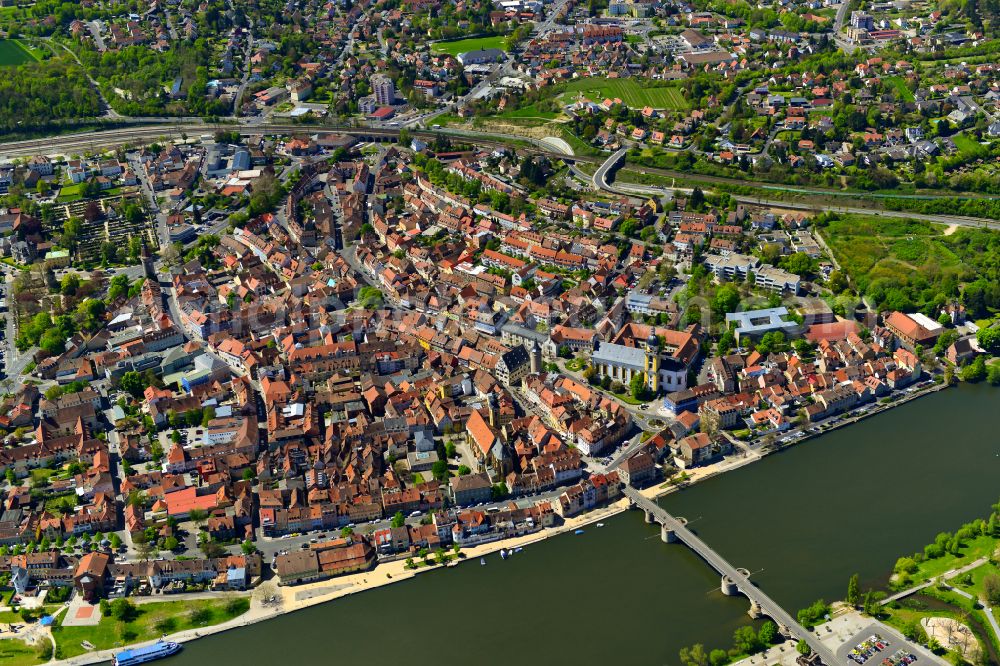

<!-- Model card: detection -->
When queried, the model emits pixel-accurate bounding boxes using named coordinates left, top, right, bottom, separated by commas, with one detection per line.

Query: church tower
left=643, top=330, right=660, bottom=393
left=140, top=238, right=156, bottom=282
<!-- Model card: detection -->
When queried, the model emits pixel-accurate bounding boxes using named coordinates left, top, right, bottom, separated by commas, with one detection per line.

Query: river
left=163, top=383, right=1000, bottom=665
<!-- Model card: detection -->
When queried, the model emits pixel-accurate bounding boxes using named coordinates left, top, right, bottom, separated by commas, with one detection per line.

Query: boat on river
left=113, top=640, right=182, bottom=666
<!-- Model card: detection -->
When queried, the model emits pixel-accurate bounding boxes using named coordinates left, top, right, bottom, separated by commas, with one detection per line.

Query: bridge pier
left=748, top=600, right=763, bottom=619
left=660, top=524, right=677, bottom=543
left=644, top=509, right=655, bottom=524
left=721, top=575, right=738, bottom=596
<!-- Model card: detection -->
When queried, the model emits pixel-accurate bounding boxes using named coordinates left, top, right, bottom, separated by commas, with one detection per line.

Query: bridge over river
left=623, top=488, right=839, bottom=665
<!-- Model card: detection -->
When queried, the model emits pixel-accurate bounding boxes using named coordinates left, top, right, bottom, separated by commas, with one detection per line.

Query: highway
left=624, top=488, right=840, bottom=665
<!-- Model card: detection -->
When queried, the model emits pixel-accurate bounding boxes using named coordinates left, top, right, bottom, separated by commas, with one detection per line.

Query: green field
left=818, top=215, right=963, bottom=286
left=883, top=76, right=915, bottom=102
left=430, top=35, right=506, bottom=57
left=556, top=77, right=687, bottom=110
left=0, top=40, right=36, bottom=66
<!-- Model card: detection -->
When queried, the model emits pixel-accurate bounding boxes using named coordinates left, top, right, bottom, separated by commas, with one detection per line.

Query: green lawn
left=952, top=133, right=985, bottom=156
left=0, top=638, right=45, bottom=666
left=53, top=597, right=250, bottom=659
left=883, top=76, right=915, bottom=103
left=0, top=40, right=35, bottom=67
left=56, top=184, right=85, bottom=202
left=30, top=468, right=56, bottom=486
left=430, top=35, right=507, bottom=56
left=556, top=77, right=687, bottom=110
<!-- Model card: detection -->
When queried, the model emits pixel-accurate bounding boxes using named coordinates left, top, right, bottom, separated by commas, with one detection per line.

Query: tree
left=629, top=372, right=647, bottom=399
left=977, top=326, right=1000, bottom=353
left=689, top=187, right=705, bottom=210
left=188, top=508, right=209, bottom=528
left=862, top=589, right=880, bottom=616
left=135, top=534, right=159, bottom=561
left=109, top=598, right=138, bottom=622
left=717, top=330, right=736, bottom=355
left=846, top=573, right=861, bottom=606
left=988, top=364, right=1000, bottom=386
left=780, top=252, right=817, bottom=277
left=241, top=540, right=257, bottom=555
left=758, top=620, right=779, bottom=647
left=457, top=464, right=471, bottom=476
left=796, top=639, right=811, bottom=656
left=62, top=217, right=82, bottom=254
left=961, top=355, right=987, bottom=383
left=340, top=526, right=354, bottom=539
left=60, top=272, right=81, bottom=296
left=201, top=406, right=216, bottom=426
left=733, top=625, right=762, bottom=654
left=797, top=599, right=830, bottom=628
left=793, top=339, right=815, bottom=358
left=827, top=270, right=848, bottom=293
left=119, top=370, right=147, bottom=399
left=110, top=533, right=122, bottom=550
left=756, top=331, right=788, bottom=355
left=391, top=511, right=405, bottom=528
left=198, top=534, right=225, bottom=559
left=983, top=574, right=1000, bottom=606
left=678, top=643, right=709, bottom=666
left=431, top=459, right=449, bottom=482
left=712, top=284, right=740, bottom=317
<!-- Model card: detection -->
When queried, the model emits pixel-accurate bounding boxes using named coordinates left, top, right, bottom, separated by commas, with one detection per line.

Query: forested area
left=0, top=58, right=102, bottom=131
left=77, top=42, right=223, bottom=116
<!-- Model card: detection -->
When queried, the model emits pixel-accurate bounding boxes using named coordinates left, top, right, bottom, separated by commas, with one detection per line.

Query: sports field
left=557, top=77, right=687, bottom=110
left=431, top=35, right=506, bottom=56
left=0, top=39, right=36, bottom=66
